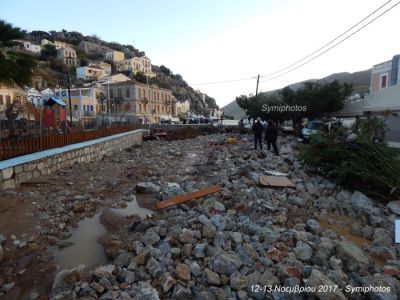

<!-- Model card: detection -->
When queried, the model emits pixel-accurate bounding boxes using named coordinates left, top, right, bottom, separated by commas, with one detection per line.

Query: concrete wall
left=0, top=129, right=143, bottom=190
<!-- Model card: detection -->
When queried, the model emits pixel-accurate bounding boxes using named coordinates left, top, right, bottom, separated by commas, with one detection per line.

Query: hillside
left=222, top=69, right=371, bottom=119
left=23, top=29, right=217, bottom=114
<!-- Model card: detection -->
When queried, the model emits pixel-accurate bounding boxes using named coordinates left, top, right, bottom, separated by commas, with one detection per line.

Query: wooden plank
left=155, top=185, right=221, bottom=210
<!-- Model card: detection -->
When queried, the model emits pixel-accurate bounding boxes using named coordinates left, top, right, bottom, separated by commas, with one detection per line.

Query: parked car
left=301, top=120, right=323, bottom=140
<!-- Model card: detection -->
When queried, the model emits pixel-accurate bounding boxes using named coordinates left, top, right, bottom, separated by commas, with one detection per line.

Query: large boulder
left=305, top=269, right=346, bottom=300
left=209, top=251, right=243, bottom=276
left=136, top=182, right=161, bottom=194
left=387, top=201, right=400, bottom=215
left=349, top=191, right=380, bottom=215
left=335, top=238, right=369, bottom=271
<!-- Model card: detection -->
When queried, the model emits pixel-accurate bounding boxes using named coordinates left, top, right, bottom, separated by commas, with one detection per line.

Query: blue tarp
left=45, top=97, right=66, bottom=106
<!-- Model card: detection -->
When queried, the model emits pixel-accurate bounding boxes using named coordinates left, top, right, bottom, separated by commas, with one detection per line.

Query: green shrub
left=299, top=122, right=400, bottom=201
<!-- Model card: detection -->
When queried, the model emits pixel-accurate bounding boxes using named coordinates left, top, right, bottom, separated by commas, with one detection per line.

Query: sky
left=1, top=0, right=399, bottom=108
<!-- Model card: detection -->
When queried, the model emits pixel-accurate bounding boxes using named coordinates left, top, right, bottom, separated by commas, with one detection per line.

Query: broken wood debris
left=155, top=185, right=221, bottom=209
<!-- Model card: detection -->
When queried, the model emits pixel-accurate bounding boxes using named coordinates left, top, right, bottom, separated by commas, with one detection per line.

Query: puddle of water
left=52, top=199, right=154, bottom=271
left=52, top=213, right=107, bottom=270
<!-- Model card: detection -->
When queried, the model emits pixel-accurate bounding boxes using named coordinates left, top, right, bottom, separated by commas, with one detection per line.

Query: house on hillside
left=105, top=49, right=124, bottom=62
left=0, top=83, right=27, bottom=111
left=14, top=40, right=41, bottom=54
left=78, top=41, right=109, bottom=56
left=57, top=47, right=79, bottom=66
left=116, top=56, right=156, bottom=78
left=76, top=65, right=107, bottom=80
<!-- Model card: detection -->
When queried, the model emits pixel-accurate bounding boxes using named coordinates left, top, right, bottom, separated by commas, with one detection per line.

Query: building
left=116, top=56, right=156, bottom=78
left=76, top=65, right=107, bottom=80
left=41, top=39, right=67, bottom=49
left=55, top=87, right=102, bottom=118
left=173, top=100, right=190, bottom=116
left=0, top=83, right=27, bottom=111
left=97, top=73, right=130, bottom=84
left=78, top=41, right=109, bottom=55
left=57, top=47, right=79, bottom=66
left=15, top=40, right=41, bottom=54
left=106, top=81, right=174, bottom=123
left=208, top=108, right=223, bottom=120
left=105, top=49, right=124, bottom=62
left=370, top=54, right=400, bottom=93
left=26, top=88, right=42, bottom=106
left=98, top=62, right=112, bottom=75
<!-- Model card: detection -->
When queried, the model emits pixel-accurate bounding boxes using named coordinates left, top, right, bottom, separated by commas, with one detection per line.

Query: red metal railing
left=0, top=125, right=140, bottom=161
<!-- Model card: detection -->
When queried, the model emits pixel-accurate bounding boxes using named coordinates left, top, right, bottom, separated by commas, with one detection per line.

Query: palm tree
left=0, top=19, right=37, bottom=87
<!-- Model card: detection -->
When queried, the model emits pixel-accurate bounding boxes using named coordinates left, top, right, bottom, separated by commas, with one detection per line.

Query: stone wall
left=0, top=129, right=143, bottom=190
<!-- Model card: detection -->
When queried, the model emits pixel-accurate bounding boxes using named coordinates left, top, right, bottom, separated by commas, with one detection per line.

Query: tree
left=40, top=44, right=57, bottom=60
left=0, top=19, right=37, bottom=87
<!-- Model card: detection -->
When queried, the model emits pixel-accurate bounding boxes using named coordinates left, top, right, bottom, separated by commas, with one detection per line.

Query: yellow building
left=173, top=100, right=190, bottom=116
left=106, top=81, right=174, bottom=123
left=0, top=83, right=27, bottom=112
left=105, top=49, right=124, bottom=62
left=56, top=87, right=101, bottom=119
left=116, top=56, right=156, bottom=78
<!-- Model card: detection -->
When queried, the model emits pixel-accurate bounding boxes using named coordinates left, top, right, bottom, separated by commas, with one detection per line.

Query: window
left=6, top=95, right=11, bottom=105
left=90, top=105, right=94, bottom=111
left=0, top=95, right=3, bottom=105
left=381, top=75, right=387, bottom=89
left=126, top=88, right=130, bottom=98
left=110, top=89, right=113, bottom=98
left=74, top=105, right=78, bottom=110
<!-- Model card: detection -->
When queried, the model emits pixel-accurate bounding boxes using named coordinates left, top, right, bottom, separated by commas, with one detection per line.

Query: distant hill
left=222, top=69, right=371, bottom=119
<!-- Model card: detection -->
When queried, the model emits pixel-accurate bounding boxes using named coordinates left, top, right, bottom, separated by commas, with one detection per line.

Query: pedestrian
left=265, top=119, right=279, bottom=155
left=252, top=117, right=263, bottom=150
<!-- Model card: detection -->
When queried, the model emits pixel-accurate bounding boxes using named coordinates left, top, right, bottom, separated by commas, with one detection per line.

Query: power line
left=260, top=0, right=393, bottom=79
left=260, top=1, right=400, bottom=83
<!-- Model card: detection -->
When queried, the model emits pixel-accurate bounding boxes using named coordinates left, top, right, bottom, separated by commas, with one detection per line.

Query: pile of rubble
left=47, top=134, right=400, bottom=299
left=0, top=129, right=400, bottom=300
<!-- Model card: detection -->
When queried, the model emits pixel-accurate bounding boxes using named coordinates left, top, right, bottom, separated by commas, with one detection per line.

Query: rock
left=259, top=270, right=279, bottom=287
left=94, top=265, right=114, bottom=278
left=114, top=252, right=134, bottom=267
left=387, top=201, right=400, bottom=215
left=228, top=232, right=243, bottom=244
left=133, top=250, right=150, bottom=265
left=182, top=244, right=192, bottom=257
left=137, top=282, right=160, bottom=300
left=306, top=219, right=320, bottom=233
left=179, top=229, right=195, bottom=244
left=305, top=269, right=346, bottom=300
left=288, top=195, right=305, bottom=207
left=210, top=214, right=226, bottom=231
left=349, top=191, right=380, bottom=215
left=141, top=230, right=160, bottom=246
left=105, top=178, right=119, bottom=189
left=0, top=244, right=3, bottom=263
left=175, top=263, right=191, bottom=281
left=136, top=182, right=161, bottom=194
left=335, top=238, right=369, bottom=271
left=360, top=274, right=400, bottom=300
left=210, top=251, right=243, bottom=276
left=162, top=275, right=176, bottom=293
left=146, top=257, right=164, bottom=278
left=202, top=225, right=216, bottom=239
left=193, top=243, right=207, bottom=258
left=230, top=271, right=248, bottom=290
left=190, top=261, right=202, bottom=277
left=293, top=241, right=313, bottom=261
left=204, top=268, right=221, bottom=285
left=52, top=266, right=85, bottom=296
left=267, top=247, right=285, bottom=262
left=173, top=284, right=192, bottom=300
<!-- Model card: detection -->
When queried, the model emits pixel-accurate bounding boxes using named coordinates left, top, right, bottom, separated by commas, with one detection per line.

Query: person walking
left=265, top=119, right=279, bottom=155
left=252, top=117, right=263, bottom=150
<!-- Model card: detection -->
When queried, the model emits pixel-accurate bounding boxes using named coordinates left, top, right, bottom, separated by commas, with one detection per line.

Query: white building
left=16, top=40, right=41, bottom=54
left=76, top=65, right=107, bottom=80
left=116, top=56, right=156, bottom=77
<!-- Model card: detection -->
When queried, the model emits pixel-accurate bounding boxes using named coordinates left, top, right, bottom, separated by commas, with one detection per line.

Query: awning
left=45, top=97, right=66, bottom=106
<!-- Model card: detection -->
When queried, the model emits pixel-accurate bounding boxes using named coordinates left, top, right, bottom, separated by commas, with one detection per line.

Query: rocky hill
left=223, top=69, right=371, bottom=119
left=24, top=29, right=217, bottom=114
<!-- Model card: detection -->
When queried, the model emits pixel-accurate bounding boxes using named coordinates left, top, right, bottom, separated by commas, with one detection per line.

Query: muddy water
left=52, top=213, right=107, bottom=270
left=53, top=199, right=154, bottom=270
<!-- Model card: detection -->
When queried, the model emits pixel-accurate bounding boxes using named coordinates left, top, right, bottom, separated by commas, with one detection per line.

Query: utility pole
left=255, top=74, right=260, bottom=101
left=67, top=71, right=73, bottom=127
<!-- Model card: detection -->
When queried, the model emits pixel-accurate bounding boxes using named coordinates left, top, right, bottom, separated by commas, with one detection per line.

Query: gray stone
left=360, top=274, right=399, bottom=300
left=94, top=265, right=114, bottom=278
left=146, top=257, right=164, bottom=278
left=387, top=201, right=400, bottom=215
left=113, top=252, right=133, bottom=267
left=190, top=261, right=202, bottom=277
left=142, top=230, right=160, bottom=246
left=136, top=182, right=161, bottom=194
left=350, top=191, right=380, bottom=215
left=259, top=270, right=279, bottom=287
left=210, top=251, right=243, bottom=276
left=305, top=269, right=346, bottom=300
left=306, top=219, right=320, bottom=233
left=2, top=167, right=14, bottom=180
left=204, top=268, right=221, bottom=285
left=210, top=214, right=226, bottom=231
left=228, top=232, right=243, bottom=244
left=193, top=243, right=207, bottom=258
left=293, top=241, right=313, bottom=261
left=335, top=238, right=369, bottom=271
left=288, top=195, right=305, bottom=207
left=52, top=266, right=85, bottom=295
left=230, top=271, right=248, bottom=290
